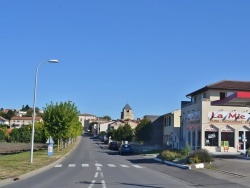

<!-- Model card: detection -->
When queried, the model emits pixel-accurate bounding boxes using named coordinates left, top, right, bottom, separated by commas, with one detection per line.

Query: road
left=2, top=135, right=250, bottom=188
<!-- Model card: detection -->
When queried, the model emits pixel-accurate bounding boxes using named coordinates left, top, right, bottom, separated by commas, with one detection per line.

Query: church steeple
left=121, top=104, right=134, bottom=120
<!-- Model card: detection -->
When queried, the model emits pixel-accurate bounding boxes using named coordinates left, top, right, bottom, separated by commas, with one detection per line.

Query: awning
left=211, top=92, right=250, bottom=106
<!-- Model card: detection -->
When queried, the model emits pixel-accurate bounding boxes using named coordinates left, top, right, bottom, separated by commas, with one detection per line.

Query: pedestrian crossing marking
left=107, top=164, right=116, bottom=167
left=95, top=163, right=102, bottom=167
left=68, top=164, right=76, bottom=167
left=132, top=165, right=143, bottom=168
left=54, top=163, right=142, bottom=168
left=120, top=165, right=129, bottom=168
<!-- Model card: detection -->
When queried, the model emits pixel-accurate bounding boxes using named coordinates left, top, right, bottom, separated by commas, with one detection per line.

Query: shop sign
left=208, top=111, right=250, bottom=122
left=208, top=133, right=216, bottom=139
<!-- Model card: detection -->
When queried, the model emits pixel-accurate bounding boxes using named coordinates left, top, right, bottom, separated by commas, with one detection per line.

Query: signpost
left=46, top=136, right=54, bottom=156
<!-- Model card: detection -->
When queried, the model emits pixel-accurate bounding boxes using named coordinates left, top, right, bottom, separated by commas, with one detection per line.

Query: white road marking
left=132, top=165, right=143, bottom=168
left=100, top=172, right=104, bottom=178
left=88, top=180, right=96, bottom=188
left=102, top=180, right=106, bottom=188
left=55, top=164, right=62, bottom=168
left=94, top=172, right=99, bottom=178
left=95, top=163, right=102, bottom=167
left=68, top=164, right=76, bottom=167
left=97, top=167, right=102, bottom=171
left=107, top=164, right=116, bottom=167
left=82, top=164, right=89, bottom=167
left=120, top=165, right=129, bottom=168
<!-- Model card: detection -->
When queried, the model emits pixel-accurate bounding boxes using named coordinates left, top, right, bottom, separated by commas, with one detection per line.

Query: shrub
left=187, top=149, right=213, bottom=164
left=180, top=142, right=191, bottom=157
left=160, top=150, right=181, bottom=161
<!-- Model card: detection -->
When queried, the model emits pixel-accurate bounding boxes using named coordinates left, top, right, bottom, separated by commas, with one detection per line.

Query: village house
left=10, top=116, right=43, bottom=128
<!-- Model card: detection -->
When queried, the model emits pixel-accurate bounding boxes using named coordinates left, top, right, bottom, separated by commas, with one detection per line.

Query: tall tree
left=43, top=101, right=82, bottom=141
left=134, top=119, right=153, bottom=144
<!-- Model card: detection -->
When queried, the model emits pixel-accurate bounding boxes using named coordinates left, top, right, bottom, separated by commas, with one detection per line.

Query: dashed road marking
left=107, top=164, right=116, bottom=167
left=132, top=165, right=143, bottom=168
left=120, top=165, right=129, bottom=168
left=55, top=164, right=62, bottom=168
left=68, top=164, right=76, bottom=167
left=82, top=164, right=89, bottom=167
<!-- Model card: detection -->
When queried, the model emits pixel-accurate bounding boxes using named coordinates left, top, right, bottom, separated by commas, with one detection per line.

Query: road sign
left=46, top=136, right=54, bottom=144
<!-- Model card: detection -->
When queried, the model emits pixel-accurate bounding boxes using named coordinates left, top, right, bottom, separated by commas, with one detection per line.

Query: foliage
left=9, top=128, right=20, bottom=142
left=0, top=128, right=6, bottom=142
left=134, top=118, right=153, bottom=144
left=187, top=149, right=213, bottom=164
left=3, top=110, right=15, bottom=122
left=160, top=150, right=181, bottom=161
left=180, top=142, right=192, bottom=157
left=43, top=101, right=82, bottom=141
left=102, top=116, right=111, bottom=121
left=113, top=124, right=133, bottom=142
left=106, top=127, right=116, bottom=139
left=21, top=105, right=31, bottom=111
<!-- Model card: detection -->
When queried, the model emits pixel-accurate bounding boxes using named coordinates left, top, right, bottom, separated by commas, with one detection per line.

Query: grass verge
left=0, top=138, right=80, bottom=180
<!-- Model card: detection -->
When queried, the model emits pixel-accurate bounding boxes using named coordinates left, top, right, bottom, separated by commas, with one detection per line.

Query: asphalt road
left=2, top=135, right=250, bottom=188
left=1, top=135, right=193, bottom=188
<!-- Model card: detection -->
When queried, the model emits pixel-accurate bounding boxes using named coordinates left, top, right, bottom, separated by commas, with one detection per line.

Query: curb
left=0, top=136, right=82, bottom=187
left=154, top=158, right=191, bottom=169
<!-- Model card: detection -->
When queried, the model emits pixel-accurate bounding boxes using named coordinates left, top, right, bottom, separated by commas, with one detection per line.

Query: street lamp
left=30, top=59, right=59, bottom=163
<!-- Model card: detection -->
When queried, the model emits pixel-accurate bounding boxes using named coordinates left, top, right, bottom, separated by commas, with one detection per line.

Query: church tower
left=121, top=104, right=134, bottom=120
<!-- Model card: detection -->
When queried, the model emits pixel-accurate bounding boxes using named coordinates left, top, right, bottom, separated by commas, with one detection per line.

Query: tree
left=21, top=104, right=31, bottom=111
left=0, top=129, right=6, bottom=142
left=134, top=119, right=153, bottom=144
left=113, top=123, right=133, bottom=142
left=102, top=115, right=111, bottom=121
left=5, top=110, right=15, bottom=124
left=43, top=101, right=82, bottom=141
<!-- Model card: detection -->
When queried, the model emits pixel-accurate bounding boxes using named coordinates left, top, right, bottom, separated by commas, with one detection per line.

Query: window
left=220, top=92, right=226, bottom=100
left=164, top=118, right=167, bottom=127
left=202, top=92, right=206, bottom=99
left=168, top=117, right=171, bottom=126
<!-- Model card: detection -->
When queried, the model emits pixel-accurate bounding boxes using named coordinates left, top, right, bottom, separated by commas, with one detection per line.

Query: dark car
left=109, top=141, right=118, bottom=150
left=119, top=144, right=133, bottom=155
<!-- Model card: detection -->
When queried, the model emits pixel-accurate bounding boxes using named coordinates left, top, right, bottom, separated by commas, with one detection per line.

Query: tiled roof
left=79, top=113, right=96, bottom=117
left=187, top=80, right=250, bottom=97
left=11, top=116, right=42, bottom=121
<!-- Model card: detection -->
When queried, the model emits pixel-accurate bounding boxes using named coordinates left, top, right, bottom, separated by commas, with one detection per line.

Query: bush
left=187, top=149, right=213, bottom=164
left=160, top=150, right=181, bottom=161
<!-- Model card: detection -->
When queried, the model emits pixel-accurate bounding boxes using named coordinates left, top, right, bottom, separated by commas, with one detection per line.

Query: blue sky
left=1, top=1, right=250, bottom=120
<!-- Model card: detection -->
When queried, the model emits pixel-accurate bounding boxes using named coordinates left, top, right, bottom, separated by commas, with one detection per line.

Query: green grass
left=0, top=138, right=80, bottom=180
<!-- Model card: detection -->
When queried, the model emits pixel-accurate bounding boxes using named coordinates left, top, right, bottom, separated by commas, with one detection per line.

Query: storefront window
left=221, top=132, right=234, bottom=147
left=205, top=131, right=218, bottom=146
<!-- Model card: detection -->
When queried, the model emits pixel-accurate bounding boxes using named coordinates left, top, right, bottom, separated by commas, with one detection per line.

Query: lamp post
left=30, top=59, right=59, bottom=164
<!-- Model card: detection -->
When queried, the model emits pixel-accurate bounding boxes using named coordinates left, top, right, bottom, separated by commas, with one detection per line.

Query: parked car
left=109, top=141, right=118, bottom=150
left=119, top=144, right=133, bottom=155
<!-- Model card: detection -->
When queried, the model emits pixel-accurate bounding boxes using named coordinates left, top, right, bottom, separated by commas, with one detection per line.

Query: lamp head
left=48, top=59, right=59, bottom=63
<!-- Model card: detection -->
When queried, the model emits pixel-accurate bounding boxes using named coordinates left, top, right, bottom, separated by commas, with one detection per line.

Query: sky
left=1, top=1, right=250, bottom=120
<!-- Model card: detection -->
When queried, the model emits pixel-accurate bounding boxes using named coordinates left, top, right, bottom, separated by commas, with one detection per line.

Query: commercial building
left=181, top=80, right=250, bottom=153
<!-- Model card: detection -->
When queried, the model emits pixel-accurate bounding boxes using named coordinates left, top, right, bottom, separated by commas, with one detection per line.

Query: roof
left=123, top=104, right=132, bottom=110
left=211, top=91, right=250, bottom=106
left=79, top=113, right=96, bottom=117
left=0, top=116, right=8, bottom=121
left=11, top=116, right=42, bottom=121
left=187, top=80, right=250, bottom=97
